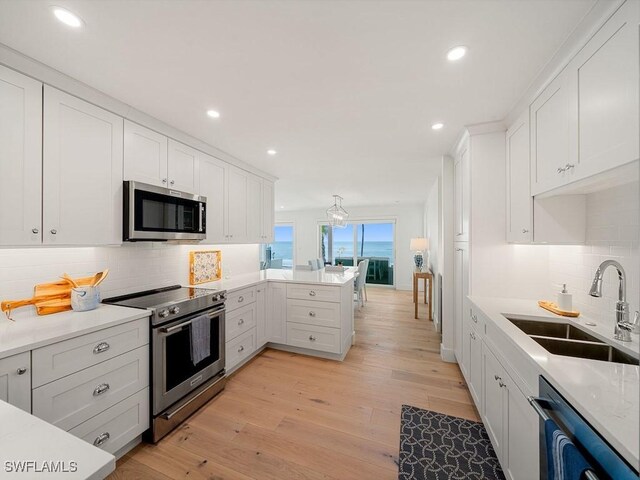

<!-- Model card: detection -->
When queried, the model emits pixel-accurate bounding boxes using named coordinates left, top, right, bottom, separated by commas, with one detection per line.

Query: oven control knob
left=169, top=306, right=180, bottom=315
left=158, top=309, right=169, bottom=319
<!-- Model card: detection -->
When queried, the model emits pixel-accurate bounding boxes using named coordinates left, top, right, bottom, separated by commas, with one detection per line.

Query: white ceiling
left=0, top=0, right=595, bottom=210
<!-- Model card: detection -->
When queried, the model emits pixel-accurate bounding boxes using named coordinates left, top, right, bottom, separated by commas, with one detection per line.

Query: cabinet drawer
left=287, top=299, right=340, bottom=328
left=33, top=346, right=149, bottom=432
left=226, top=286, right=257, bottom=312
left=69, top=387, right=149, bottom=455
left=286, top=284, right=340, bottom=303
left=32, top=316, right=149, bottom=387
left=469, top=306, right=485, bottom=336
left=286, top=323, right=341, bottom=354
left=226, top=303, right=257, bottom=342
left=226, top=328, right=256, bottom=371
left=0, top=351, right=31, bottom=413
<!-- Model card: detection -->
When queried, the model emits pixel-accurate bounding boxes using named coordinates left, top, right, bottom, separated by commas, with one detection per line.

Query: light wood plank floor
left=109, top=288, right=478, bottom=480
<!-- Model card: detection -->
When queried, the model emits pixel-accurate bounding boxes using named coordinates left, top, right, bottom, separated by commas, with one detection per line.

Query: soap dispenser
left=557, top=284, right=572, bottom=311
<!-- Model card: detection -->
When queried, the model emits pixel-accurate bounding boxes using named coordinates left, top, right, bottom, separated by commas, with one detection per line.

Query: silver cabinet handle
left=309, top=291, right=316, bottom=297
left=522, top=228, right=529, bottom=234
left=471, top=314, right=477, bottom=323
left=50, top=229, right=57, bottom=235
left=93, top=383, right=110, bottom=396
left=494, top=374, right=501, bottom=381
left=32, top=228, right=39, bottom=234
left=16, top=367, right=27, bottom=375
left=170, top=180, right=175, bottom=185
left=93, top=342, right=110, bottom=354
left=238, top=345, right=245, bottom=353
left=470, top=332, right=476, bottom=340
left=238, top=318, right=244, bottom=325
left=93, top=432, right=110, bottom=447
left=162, top=178, right=167, bottom=184
left=455, top=248, right=463, bottom=251
left=565, top=163, right=575, bottom=170
left=308, top=311, right=316, bottom=317
left=499, top=379, right=506, bottom=388
left=557, top=166, right=566, bottom=173
left=309, top=335, right=317, bottom=341
left=238, top=295, right=244, bottom=303
left=456, top=233, right=463, bottom=236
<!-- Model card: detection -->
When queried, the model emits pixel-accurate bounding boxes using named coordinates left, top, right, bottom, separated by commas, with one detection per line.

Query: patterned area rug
left=398, top=405, right=505, bottom=480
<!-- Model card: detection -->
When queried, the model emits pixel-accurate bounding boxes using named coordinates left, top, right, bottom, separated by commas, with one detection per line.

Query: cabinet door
left=267, top=283, right=287, bottom=344
left=168, top=139, right=200, bottom=194
left=256, top=285, right=268, bottom=348
left=262, top=180, right=275, bottom=243
left=570, top=0, right=639, bottom=178
left=43, top=86, right=123, bottom=245
left=123, top=120, right=168, bottom=188
left=0, top=65, right=42, bottom=246
left=453, top=243, right=469, bottom=370
left=453, top=147, right=469, bottom=241
left=530, top=70, right=575, bottom=195
left=468, top=327, right=482, bottom=408
left=199, top=154, right=227, bottom=243
left=246, top=175, right=263, bottom=243
left=0, top=352, right=31, bottom=413
left=482, top=345, right=507, bottom=465
left=504, top=378, right=539, bottom=480
left=506, top=113, right=532, bottom=243
left=226, top=166, right=248, bottom=242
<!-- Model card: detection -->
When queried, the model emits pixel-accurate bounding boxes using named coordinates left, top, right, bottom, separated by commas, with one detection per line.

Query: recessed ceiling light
left=447, top=46, right=468, bottom=61
left=431, top=122, right=444, bottom=130
left=206, top=110, right=220, bottom=119
left=267, top=149, right=277, bottom=156
left=52, top=6, right=83, bottom=28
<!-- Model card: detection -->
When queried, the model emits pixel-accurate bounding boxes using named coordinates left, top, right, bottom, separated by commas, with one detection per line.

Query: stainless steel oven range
left=103, top=285, right=226, bottom=442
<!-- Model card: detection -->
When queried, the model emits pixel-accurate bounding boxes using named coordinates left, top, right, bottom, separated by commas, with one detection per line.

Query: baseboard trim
left=440, top=345, right=457, bottom=363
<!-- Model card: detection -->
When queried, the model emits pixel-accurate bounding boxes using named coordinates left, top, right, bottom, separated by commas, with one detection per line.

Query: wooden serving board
left=538, top=300, right=580, bottom=318
left=33, top=276, right=95, bottom=315
left=189, top=250, right=222, bottom=285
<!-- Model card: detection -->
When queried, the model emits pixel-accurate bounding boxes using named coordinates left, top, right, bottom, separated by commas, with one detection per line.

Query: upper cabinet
left=123, top=120, right=168, bottom=187
left=0, top=65, right=42, bottom=246
left=262, top=180, right=275, bottom=243
left=199, top=154, right=227, bottom=244
left=247, top=174, right=275, bottom=244
left=43, top=86, right=123, bottom=246
left=454, top=142, right=470, bottom=241
left=226, top=166, right=249, bottom=243
left=506, top=113, right=533, bottom=243
left=167, top=139, right=200, bottom=194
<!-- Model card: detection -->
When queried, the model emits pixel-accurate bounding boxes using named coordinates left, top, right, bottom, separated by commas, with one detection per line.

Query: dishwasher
left=528, top=376, right=638, bottom=480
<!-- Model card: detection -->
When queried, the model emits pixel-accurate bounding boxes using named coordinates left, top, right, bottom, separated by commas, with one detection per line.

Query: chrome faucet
left=588, top=260, right=633, bottom=342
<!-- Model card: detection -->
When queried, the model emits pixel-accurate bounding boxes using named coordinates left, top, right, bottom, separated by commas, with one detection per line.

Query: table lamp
left=410, top=237, right=429, bottom=271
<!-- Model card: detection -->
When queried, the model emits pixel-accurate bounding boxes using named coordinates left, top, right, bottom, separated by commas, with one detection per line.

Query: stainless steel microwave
left=123, top=181, right=206, bottom=241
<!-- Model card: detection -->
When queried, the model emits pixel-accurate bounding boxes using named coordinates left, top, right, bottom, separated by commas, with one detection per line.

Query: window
left=261, top=224, right=294, bottom=269
left=320, top=221, right=395, bottom=286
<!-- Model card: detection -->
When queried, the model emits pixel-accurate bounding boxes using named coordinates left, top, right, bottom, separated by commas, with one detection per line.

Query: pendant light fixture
left=326, top=195, right=349, bottom=228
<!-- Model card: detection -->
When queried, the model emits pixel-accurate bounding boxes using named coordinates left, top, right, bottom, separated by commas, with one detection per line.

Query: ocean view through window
left=262, top=224, right=294, bottom=269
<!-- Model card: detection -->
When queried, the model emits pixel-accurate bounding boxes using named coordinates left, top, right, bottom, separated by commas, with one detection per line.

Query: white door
left=506, top=113, right=532, bottom=243
left=246, top=174, right=263, bottom=243
left=168, top=139, right=199, bottom=194
left=0, top=65, right=42, bottom=245
left=530, top=69, right=575, bottom=195
left=504, top=379, right=539, bottom=480
left=199, top=154, right=227, bottom=243
left=262, top=180, right=275, bottom=243
left=0, top=352, right=31, bottom=413
left=256, top=285, right=268, bottom=348
left=267, top=283, right=287, bottom=344
left=482, top=345, right=506, bottom=465
left=226, top=166, right=248, bottom=242
left=43, top=86, right=123, bottom=245
left=570, top=0, right=639, bottom=178
left=453, top=243, right=469, bottom=370
left=123, top=120, right=168, bottom=188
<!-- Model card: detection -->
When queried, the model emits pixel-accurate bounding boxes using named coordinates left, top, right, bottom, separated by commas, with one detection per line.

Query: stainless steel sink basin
left=507, top=318, right=639, bottom=366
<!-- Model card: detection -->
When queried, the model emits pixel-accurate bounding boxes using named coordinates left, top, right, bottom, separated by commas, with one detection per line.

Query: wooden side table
left=413, top=271, right=433, bottom=320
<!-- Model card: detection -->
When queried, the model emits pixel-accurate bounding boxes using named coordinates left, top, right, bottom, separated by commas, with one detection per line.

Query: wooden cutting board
left=33, top=276, right=95, bottom=315
left=538, top=300, right=580, bottom=318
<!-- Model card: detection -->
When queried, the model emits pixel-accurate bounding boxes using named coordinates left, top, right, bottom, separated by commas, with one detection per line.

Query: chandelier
left=326, top=195, right=349, bottom=228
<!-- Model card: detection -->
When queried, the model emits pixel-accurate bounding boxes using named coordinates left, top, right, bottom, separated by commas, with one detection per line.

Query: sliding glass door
left=262, top=224, right=294, bottom=269
left=320, top=221, right=395, bottom=286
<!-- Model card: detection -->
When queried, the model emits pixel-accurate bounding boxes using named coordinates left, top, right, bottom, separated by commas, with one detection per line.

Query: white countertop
left=0, top=304, right=149, bottom=360
left=469, top=296, right=639, bottom=470
left=194, top=267, right=358, bottom=292
left=0, top=400, right=114, bottom=479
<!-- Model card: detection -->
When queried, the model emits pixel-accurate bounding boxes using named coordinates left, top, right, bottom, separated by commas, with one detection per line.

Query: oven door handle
left=159, top=306, right=225, bottom=334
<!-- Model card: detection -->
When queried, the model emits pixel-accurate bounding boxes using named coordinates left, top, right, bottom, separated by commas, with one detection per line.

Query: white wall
left=0, top=243, right=260, bottom=320
left=275, top=204, right=424, bottom=290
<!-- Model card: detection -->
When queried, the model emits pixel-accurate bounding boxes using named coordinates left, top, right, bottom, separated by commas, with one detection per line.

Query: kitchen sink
left=507, top=318, right=639, bottom=366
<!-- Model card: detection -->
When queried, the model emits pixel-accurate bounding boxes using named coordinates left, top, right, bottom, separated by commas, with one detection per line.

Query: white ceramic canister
left=71, top=286, right=101, bottom=312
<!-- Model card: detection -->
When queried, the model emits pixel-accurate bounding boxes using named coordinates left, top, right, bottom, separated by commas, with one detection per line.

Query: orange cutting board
left=32, top=276, right=95, bottom=315
left=538, top=300, right=580, bottom=318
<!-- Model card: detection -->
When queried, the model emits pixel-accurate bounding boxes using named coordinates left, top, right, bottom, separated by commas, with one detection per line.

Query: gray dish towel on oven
left=190, top=314, right=211, bottom=365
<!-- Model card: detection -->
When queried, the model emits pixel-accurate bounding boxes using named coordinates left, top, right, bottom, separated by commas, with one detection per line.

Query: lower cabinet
left=226, top=329, right=257, bottom=372
left=0, top=351, right=31, bottom=413
left=256, top=285, right=267, bottom=348
left=267, top=282, right=287, bottom=344
left=286, top=323, right=341, bottom=354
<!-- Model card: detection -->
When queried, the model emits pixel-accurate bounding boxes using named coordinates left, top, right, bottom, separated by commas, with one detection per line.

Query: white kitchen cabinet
left=454, top=144, right=470, bottom=241
left=506, top=113, right=533, bottom=243
left=569, top=0, right=639, bottom=179
left=482, top=345, right=507, bottom=465
left=453, top=243, right=469, bottom=372
left=167, top=139, right=200, bottom=194
left=468, top=323, right=482, bottom=408
left=256, top=285, right=268, bottom=348
left=226, top=166, right=249, bottom=242
left=247, top=174, right=263, bottom=243
left=0, top=352, right=31, bottom=413
left=43, top=86, right=123, bottom=245
left=0, top=65, right=42, bottom=246
left=123, top=120, right=168, bottom=188
left=199, top=154, right=227, bottom=243
left=262, top=180, right=275, bottom=243
left=267, top=282, right=287, bottom=344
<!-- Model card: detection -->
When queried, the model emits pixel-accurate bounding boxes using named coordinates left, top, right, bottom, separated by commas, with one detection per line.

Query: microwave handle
left=199, top=203, right=204, bottom=232
left=159, top=306, right=225, bottom=334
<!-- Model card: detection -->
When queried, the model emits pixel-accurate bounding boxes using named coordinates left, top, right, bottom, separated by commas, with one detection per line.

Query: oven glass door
left=153, top=308, right=225, bottom=414
left=134, top=188, right=205, bottom=234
